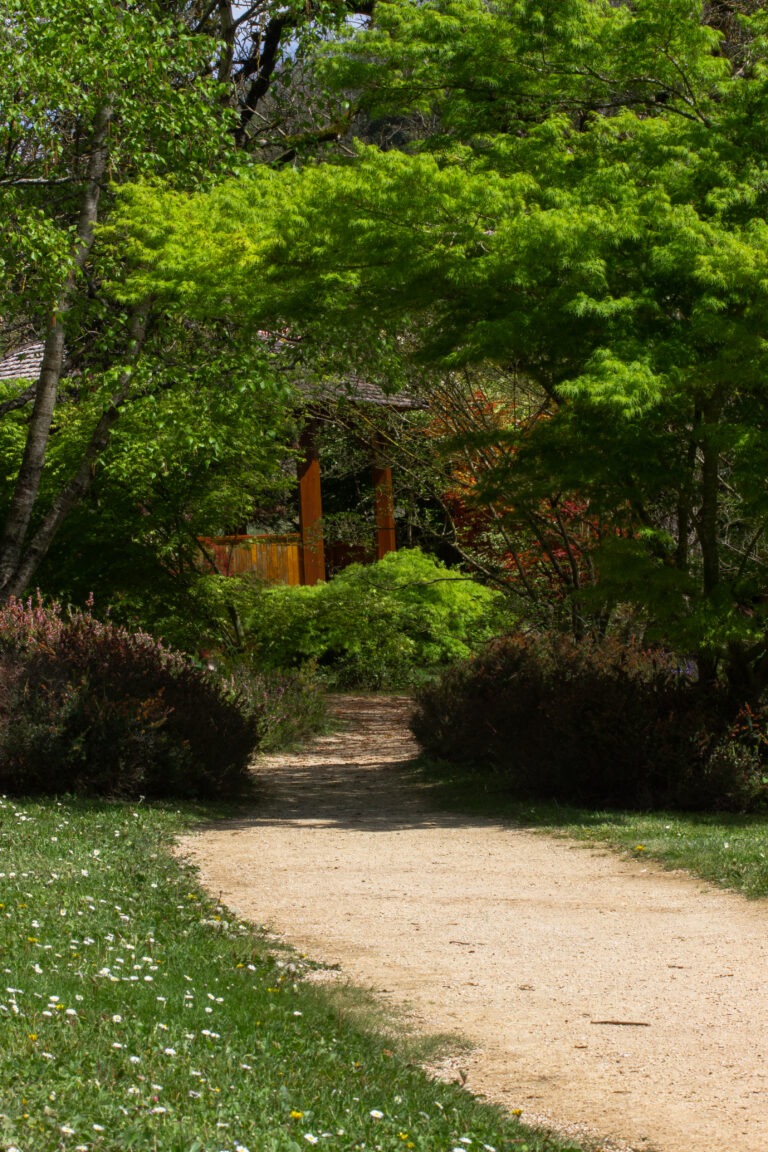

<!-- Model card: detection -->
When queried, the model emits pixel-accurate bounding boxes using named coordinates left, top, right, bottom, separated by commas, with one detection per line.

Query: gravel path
left=178, top=695, right=768, bottom=1152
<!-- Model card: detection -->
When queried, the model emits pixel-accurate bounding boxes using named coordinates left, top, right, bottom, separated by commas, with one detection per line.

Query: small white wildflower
left=112, top=1014, right=122, bottom=1023
left=369, top=1110, right=384, bottom=1119
left=304, top=1136, right=319, bottom=1146
left=60, top=1125, right=75, bottom=1135
left=129, top=1056, right=141, bottom=1064
left=93, top=1123, right=105, bottom=1131
left=164, top=1047, right=176, bottom=1056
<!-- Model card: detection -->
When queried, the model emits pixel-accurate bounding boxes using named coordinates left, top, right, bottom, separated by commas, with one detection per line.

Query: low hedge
left=411, top=632, right=768, bottom=812
left=0, top=595, right=324, bottom=799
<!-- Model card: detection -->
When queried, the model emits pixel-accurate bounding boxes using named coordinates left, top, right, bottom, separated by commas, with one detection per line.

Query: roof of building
left=297, top=373, right=425, bottom=411
left=0, top=340, right=425, bottom=409
left=0, top=341, right=44, bottom=383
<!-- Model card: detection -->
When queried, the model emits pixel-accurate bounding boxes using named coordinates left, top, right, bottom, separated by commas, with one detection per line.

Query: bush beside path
left=180, top=695, right=768, bottom=1152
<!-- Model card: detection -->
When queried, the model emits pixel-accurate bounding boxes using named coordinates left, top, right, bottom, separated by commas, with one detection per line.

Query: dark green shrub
left=0, top=596, right=260, bottom=799
left=411, top=633, right=768, bottom=812
left=242, top=548, right=509, bottom=689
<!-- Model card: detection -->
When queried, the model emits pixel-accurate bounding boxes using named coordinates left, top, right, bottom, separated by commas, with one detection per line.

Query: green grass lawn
left=417, top=760, right=768, bottom=900
left=0, top=794, right=587, bottom=1152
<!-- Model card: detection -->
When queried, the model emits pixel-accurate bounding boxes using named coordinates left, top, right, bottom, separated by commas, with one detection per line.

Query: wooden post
left=372, top=434, right=397, bottom=560
left=297, top=424, right=325, bottom=584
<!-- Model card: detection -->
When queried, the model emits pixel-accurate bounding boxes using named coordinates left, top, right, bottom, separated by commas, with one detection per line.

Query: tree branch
left=6, top=304, right=151, bottom=597
left=0, top=100, right=114, bottom=597
left=0, top=383, right=37, bottom=418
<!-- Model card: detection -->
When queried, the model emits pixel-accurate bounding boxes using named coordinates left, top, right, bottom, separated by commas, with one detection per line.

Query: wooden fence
left=198, top=535, right=302, bottom=585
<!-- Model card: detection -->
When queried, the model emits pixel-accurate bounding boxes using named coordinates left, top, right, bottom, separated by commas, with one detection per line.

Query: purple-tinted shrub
left=245, top=663, right=327, bottom=752
left=0, top=597, right=259, bottom=798
left=411, top=633, right=768, bottom=812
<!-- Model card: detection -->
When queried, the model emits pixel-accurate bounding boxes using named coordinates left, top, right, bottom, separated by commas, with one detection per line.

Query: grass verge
left=417, top=760, right=768, bottom=900
left=0, top=794, right=588, bottom=1152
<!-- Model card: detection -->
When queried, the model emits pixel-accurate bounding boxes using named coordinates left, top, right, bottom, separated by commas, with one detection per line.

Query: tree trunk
left=0, top=101, right=113, bottom=597
left=3, top=306, right=150, bottom=598
left=695, top=402, right=722, bottom=685
left=697, top=410, right=721, bottom=598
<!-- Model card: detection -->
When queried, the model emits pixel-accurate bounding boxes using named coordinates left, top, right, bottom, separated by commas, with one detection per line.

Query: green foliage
left=249, top=664, right=329, bottom=752
left=0, top=0, right=230, bottom=318
left=110, top=0, right=768, bottom=683
left=412, top=633, right=768, bottom=813
left=239, top=549, right=508, bottom=689
left=19, top=338, right=297, bottom=633
left=0, top=596, right=324, bottom=799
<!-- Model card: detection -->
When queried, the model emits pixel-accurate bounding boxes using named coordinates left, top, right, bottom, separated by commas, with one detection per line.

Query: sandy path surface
left=178, top=695, right=768, bottom=1152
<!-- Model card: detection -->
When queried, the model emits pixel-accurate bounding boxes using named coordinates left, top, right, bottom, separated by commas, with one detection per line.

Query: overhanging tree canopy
left=111, top=0, right=768, bottom=685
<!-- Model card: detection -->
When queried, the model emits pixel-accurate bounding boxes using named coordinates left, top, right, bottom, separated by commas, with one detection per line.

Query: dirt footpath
left=178, top=695, right=768, bottom=1152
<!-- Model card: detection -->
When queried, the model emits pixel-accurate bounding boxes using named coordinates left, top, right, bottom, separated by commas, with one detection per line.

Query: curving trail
left=178, top=695, right=768, bottom=1152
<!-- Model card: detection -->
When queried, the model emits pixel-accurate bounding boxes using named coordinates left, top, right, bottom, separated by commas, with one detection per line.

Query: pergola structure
left=295, top=375, right=423, bottom=584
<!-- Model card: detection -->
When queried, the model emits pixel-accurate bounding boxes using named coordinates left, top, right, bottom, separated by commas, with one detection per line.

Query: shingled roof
left=297, top=373, right=424, bottom=411
left=0, top=341, right=44, bottom=383
left=0, top=341, right=425, bottom=410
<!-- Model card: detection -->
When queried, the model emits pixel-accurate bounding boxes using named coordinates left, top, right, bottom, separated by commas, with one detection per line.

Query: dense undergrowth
left=0, top=795, right=585, bottom=1152
left=204, top=550, right=509, bottom=691
left=0, top=596, right=325, bottom=800
left=412, top=633, right=768, bottom=813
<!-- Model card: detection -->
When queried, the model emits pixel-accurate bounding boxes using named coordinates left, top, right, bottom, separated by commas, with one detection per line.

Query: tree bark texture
left=3, top=306, right=150, bottom=598
left=0, top=101, right=114, bottom=597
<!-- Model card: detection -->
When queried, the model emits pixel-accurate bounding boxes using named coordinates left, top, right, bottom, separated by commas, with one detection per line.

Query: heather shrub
left=411, top=632, right=768, bottom=812
left=0, top=597, right=260, bottom=799
left=244, top=663, right=327, bottom=751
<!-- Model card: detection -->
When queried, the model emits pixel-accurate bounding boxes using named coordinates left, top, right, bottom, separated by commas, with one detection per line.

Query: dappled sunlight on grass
left=0, top=794, right=587, bottom=1152
left=418, top=759, right=768, bottom=900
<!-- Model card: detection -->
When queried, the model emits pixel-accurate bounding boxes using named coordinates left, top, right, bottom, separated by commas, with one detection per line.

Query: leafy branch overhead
left=111, top=0, right=768, bottom=685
